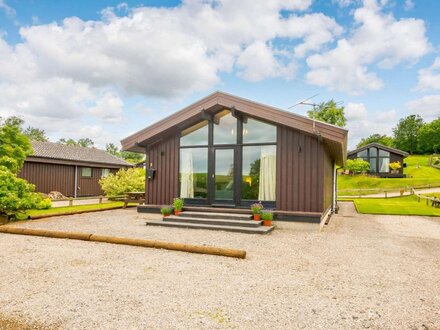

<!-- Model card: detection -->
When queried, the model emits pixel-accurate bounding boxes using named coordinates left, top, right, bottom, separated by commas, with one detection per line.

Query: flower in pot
left=261, top=210, right=273, bottom=227
left=389, top=161, right=401, bottom=174
left=160, top=206, right=172, bottom=217
left=173, top=198, right=184, bottom=216
left=250, top=202, right=263, bottom=220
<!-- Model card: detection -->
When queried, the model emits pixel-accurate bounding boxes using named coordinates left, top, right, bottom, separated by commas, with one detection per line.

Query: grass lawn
left=351, top=195, right=440, bottom=216
left=338, top=155, right=440, bottom=195
left=16, top=201, right=135, bottom=220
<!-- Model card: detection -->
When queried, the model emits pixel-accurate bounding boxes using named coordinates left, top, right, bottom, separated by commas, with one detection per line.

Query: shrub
left=389, top=161, right=402, bottom=171
left=261, top=210, right=273, bottom=221
left=0, top=166, right=52, bottom=217
left=345, top=158, right=370, bottom=174
left=173, top=198, right=184, bottom=211
left=160, top=206, right=173, bottom=216
left=99, top=168, right=145, bottom=196
left=250, top=202, right=264, bottom=214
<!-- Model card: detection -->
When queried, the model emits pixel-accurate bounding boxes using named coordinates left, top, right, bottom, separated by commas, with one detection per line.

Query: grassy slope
left=16, top=202, right=134, bottom=220
left=352, top=195, right=440, bottom=216
left=338, top=155, right=440, bottom=195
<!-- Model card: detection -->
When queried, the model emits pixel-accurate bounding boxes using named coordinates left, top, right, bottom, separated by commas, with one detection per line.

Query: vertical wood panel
left=276, top=126, right=330, bottom=213
left=145, top=133, right=179, bottom=205
left=19, top=162, right=75, bottom=197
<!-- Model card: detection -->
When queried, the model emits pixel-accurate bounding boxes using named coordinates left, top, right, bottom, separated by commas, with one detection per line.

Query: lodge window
left=179, top=110, right=277, bottom=204
left=357, top=147, right=390, bottom=173
left=81, top=167, right=92, bottom=178
left=101, top=168, right=111, bottom=178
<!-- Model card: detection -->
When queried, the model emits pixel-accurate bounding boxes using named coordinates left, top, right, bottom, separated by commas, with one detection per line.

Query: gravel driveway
left=0, top=203, right=439, bottom=329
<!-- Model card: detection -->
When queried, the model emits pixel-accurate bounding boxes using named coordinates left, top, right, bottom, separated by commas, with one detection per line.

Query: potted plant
left=173, top=198, right=184, bottom=216
left=261, top=210, right=273, bottom=227
left=250, top=202, right=263, bottom=220
left=160, top=206, right=172, bottom=217
left=389, top=161, right=401, bottom=174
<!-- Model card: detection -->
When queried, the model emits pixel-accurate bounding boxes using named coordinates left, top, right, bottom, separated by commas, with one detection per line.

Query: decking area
left=146, top=211, right=274, bottom=234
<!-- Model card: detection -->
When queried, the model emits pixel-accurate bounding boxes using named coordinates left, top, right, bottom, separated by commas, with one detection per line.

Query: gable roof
left=28, top=141, right=132, bottom=167
left=121, top=91, right=348, bottom=165
left=348, top=142, right=409, bottom=157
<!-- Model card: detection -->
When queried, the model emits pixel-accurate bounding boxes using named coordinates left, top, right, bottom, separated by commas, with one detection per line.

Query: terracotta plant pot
left=174, top=210, right=181, bottom=216
left=253, top=214, right=261, bottom=221
left=263, top=220, right=272, bottom=227
left=163, top=214, right=170, bottom=218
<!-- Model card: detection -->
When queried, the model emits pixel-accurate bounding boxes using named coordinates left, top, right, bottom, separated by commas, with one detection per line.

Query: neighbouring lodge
left=347, top=143, right=408, bottom=178
left=121, top=92, right=348, bottom=223
left=19, top=141, right=132, bottom=197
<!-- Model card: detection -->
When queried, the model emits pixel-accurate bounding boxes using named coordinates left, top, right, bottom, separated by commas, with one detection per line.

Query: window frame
left=81, top=167, right=93, bottom=178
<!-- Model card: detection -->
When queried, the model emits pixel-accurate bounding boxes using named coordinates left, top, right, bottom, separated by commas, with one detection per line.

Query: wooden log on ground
left=0, top=227, right=246, bottom=259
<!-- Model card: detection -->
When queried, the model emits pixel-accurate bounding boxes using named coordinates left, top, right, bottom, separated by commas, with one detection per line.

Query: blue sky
left=1, top=0, right=439, bottom=149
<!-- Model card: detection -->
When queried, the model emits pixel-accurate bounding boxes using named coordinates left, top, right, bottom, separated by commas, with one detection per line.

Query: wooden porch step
left=164, top=215, right=261, bottom=227
left=146, top=220, right=274, bottom=234
left=178, top=211, right=252, bottom=221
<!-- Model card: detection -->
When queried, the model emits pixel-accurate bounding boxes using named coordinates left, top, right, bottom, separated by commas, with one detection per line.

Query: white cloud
left=306, top=0, right=430, bottom=94
left=407, top=95, right=440, bottom=122
left=0, top=0, right=15, bottom=17
left=236, top=41, right=296, bottom=81
left=0, top=0, right=344, bottom=147
left=89, top=93, right=124, bottom=122
left=417, top=57, right=440, bottom=91
left=404, top=0, right=414, bottom=11
left=345, top=102, right=395, bottom=149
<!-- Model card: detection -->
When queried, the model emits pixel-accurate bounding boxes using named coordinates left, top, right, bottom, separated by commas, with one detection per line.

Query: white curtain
left=258, top=146, right=276, bottom=201
left=379, top=157, right=390, bottom=173
left=180, top=150, right=194, bottom=198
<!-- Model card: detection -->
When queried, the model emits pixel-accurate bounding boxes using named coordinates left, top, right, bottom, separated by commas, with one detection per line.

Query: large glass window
left=181, top=120, right=209, bottom=146
left=357, top=150, right=368, bottom=157
left=242, top=145, right=276, bottom=201
left=243, top=118, right=276, bottom=144
left=213, top=110, right=237, bottom=144
left=356, top=147, right=391, bottom=173
left=379, top=157, right=390, bottom=173
left=179, top=148, right=208, bottom=198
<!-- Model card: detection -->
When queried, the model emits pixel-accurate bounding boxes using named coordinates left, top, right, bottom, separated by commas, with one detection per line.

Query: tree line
left=306, top=102, right=439, bottom=155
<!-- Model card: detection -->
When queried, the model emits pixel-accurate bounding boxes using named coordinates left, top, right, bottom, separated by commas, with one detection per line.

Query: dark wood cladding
left=77, top=167, right=117, bottom=197
left=145, top=134, right=179, bottom=205
left=19, top=162, right=120, bottom=197
left=19, top=162, right=75, bottom=197
left=276, top=126, right=331, bottom=213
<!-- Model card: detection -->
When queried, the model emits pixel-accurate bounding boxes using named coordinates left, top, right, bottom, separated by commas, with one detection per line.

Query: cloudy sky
left=0, top=0, right=439, bottom=149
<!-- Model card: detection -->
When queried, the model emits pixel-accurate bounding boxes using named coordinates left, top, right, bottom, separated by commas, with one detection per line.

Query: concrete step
left=164, top=215, right=262, bottom=227
left=179, top=211, right=252, bottom=221
left=146, top=220, right=274, bottom=234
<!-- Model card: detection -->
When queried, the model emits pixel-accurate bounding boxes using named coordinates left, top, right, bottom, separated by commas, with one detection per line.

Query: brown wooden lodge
left=19, top=141, right=132, bottom=197
left=347, top=143, right=408, bottom=178
left=121, top=92, right=348, bottom=224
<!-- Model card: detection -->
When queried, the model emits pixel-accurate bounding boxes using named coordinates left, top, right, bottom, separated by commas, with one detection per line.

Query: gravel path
left=0, top=204, right=439, bottom=329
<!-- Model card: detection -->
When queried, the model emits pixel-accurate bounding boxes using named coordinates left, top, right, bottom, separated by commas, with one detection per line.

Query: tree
left=99, top=168, right=146, bottom=196
left=23, top=126, right=48, bottom=142
left=106, top=143, right=145, bottom=164
left=357, top=134, right=394, bottom=148
left=106, top=143, right=119, bottom=156
left=0, top=116, right=33, bottom=173
left=307, top=100, right=346, bottom=127
left=58, top=138, right=94, bottom=147
left=0, top=117, right=51, bottom=219
left=418, top=118, right=440, bottom=154
left=393, top=115, right=424, bottom=154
